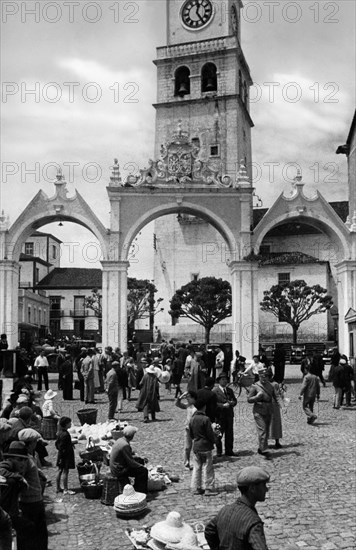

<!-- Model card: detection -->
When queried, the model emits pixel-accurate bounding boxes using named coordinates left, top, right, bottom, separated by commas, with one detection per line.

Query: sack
left=79, top=436, right=103, bottom=462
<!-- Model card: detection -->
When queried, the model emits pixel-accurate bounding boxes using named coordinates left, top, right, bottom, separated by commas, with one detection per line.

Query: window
left=74, top=296, right=85, bottom=317
left=278, top=306, right=291, bottom=322
left=210, top=145, right=220, bottom=157
left=35, top=267, right=40, bottom=284
left=192, top=137, right=200, bottom=149
left=174, top=66, right=190, bottom=97
left=52, top=245, right=57, bottom=259
left=25, top=242, right=34, bottom=255
left=278, top=273, right=290, bottom=284
left=28, top=306, right=31, bottom=323
left=34, top=307, right=37, bottom=324
left=201, top=63, right=217, bottom=93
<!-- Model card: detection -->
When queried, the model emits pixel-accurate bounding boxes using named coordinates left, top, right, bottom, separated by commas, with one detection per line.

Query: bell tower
left=153, top=0, right=253, bottom=180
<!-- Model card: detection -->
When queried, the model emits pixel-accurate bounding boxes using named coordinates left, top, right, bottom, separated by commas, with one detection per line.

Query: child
left=175, top=390, right=197, bottom=469
left=55, top=416, right=75, bottom=495
left=189, top=399, right=217, bottom=496
left=299, top=364, right=320, bottom=424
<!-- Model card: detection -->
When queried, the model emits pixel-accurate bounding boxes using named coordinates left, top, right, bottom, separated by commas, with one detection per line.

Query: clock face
left=231, top=4, right=238, bottom=34
left=181, top=0, right=214, bottom=30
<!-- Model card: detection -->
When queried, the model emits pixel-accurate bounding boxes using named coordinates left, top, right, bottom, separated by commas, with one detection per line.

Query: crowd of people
left=0, top=334, right=355, bottom=550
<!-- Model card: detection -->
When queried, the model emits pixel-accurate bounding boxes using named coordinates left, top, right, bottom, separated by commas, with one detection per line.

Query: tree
left=260, top=279, right=333, bottom=344
left=84, top=287, right=102, bottom=316
left=127, top=278, right=163, bottom=329
left=84, top=280, right=163, bottom=334
left=169, top=277, right=232, bottom=344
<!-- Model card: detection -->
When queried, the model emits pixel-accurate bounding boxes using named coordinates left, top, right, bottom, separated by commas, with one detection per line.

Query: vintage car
left=290, top=345, right=306, bottom=364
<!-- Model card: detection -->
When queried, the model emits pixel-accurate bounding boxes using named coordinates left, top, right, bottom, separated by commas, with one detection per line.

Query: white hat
left=44, top=389, right=57, bottom=400
left=150, top=512, right=195, bottom=545
left=158, top=371, right=171, bottom=384
left=146, top=365, right=156, bottom=374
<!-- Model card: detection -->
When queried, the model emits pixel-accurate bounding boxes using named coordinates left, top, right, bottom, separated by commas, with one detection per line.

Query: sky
left=1, top=0, right=355, bottom=276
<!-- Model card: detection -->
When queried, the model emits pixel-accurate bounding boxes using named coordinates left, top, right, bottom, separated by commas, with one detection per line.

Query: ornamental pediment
left=109, top=123, right=251, bottom=189
left=345, top=307, right=356, bottom=322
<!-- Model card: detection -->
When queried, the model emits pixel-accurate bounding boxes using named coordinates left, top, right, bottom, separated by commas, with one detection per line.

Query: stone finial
left=0, top=210, right=10, bottom=231
left=294, top=168, right=302, bottom=183
left=236, top=159, right=250, bottom=186
left=172, top=120, right=189, bottom=144
left=110, top=158, right=122, bottom=186
left=54, top=166, right=68, bottom=198
left=290, top=168, right=303, bottom=195
left=345, top=216, right=351, bottom=229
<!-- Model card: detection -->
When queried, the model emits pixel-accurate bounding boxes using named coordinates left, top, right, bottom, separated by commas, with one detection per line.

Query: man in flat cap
left=110, top=425, right=148, bottom=493
left=205, top=466, right=270, bottom=549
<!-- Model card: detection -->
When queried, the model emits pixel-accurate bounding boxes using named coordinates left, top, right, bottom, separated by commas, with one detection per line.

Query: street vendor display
left=150, top=511, right=195, bottom=546
left=113, top=483, right=147, bottom=517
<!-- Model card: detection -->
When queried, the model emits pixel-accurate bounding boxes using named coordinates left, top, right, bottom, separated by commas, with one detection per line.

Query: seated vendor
left=109, top=425, right=148, bottom=494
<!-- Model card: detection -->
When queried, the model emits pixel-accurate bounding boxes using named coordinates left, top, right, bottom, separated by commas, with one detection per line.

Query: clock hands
left=194, top=3, right=205, bottom=24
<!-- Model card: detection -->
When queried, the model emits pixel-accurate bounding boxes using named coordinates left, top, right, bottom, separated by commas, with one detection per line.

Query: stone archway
left=0, top=171, right=109, bottom=348
left=1, top=131, right=261, bottom=357
left=103, top=127, right=259, bottom=356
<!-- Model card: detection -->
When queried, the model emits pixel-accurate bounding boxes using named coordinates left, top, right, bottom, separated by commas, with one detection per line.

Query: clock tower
left=153, top=0, right=253, bottom=180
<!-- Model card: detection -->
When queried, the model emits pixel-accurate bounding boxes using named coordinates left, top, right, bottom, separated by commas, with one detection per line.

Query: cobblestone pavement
left=40, top=365, right=356, bottom=550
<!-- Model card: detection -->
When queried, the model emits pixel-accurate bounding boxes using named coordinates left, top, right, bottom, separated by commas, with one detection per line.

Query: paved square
left=42, top=366, right=356, bottom=550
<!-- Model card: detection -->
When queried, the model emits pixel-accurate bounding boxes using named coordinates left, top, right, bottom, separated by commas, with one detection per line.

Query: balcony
left=49, top=309, right=101, bottom=319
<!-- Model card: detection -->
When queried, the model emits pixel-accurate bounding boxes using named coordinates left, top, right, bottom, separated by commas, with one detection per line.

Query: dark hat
left=236, top=466, right=270, bottom=486
left=216, top=373, right=229, bottom=381
left=4, top=441, right=28, bottom=458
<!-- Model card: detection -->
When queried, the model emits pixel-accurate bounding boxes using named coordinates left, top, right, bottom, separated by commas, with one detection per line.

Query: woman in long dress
left=267, top=371, right=284, bottom=449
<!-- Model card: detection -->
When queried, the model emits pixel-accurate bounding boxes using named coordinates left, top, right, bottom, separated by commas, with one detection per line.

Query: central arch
left=122, top=201, right=237, bottom=262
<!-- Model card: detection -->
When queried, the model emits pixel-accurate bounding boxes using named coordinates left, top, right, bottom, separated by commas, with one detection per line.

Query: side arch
left=5, top=186, right=109, bottom=262
left=253, top=212, right=350, bottom=260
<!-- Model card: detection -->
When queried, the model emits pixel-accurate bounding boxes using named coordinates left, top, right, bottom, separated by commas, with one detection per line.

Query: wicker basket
left=41, top=417, right=58, bottom=440
left=77, top=408, right=98, bottom=426
left=81, top=481, right=103, bottom=499
left=100, top=474, right=122, bottom=506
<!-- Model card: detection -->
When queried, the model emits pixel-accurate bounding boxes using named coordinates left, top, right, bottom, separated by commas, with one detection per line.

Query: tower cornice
left=154, top=35, right=252, bottom=81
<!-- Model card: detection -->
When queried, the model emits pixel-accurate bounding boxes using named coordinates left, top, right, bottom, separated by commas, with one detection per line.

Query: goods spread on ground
left=125, top=511, right=209, bottom=549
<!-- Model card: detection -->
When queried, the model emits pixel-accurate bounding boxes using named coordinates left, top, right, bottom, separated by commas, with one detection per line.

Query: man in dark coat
left=273, top=344, right=286, bottom=383
left=213, top=373, right=237, bottom=456
left=205, top=466, right=270, bottom=550
left=312, top=348, right=326, bottom=387
left=110, top=426, right=148, bottom=493
left=61, top=354, right=73, bottom=400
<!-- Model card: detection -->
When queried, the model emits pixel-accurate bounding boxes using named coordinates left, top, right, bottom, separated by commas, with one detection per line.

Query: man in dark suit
left=213, top=373, right=237, bottom=456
